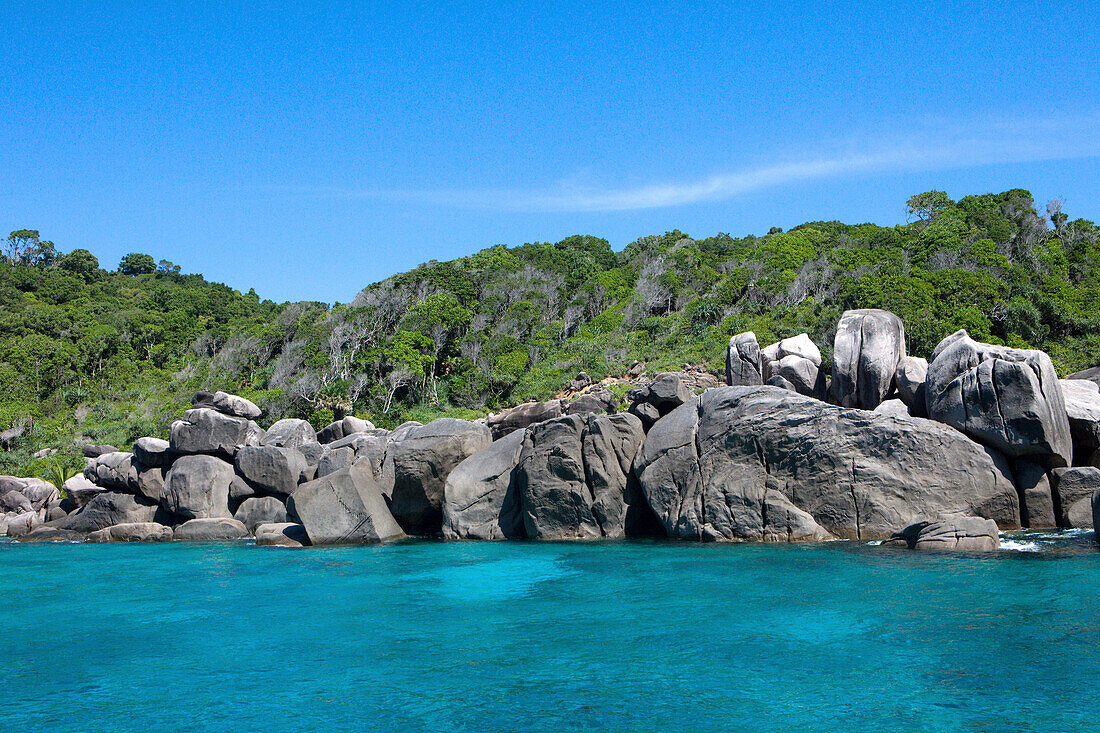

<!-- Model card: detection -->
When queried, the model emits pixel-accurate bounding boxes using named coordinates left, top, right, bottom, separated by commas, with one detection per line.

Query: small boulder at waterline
left=87, top=522, right=173, bottom=543
left=255, top=522, right=309, bottom=547
left=174, top=518, right=249, bottom=541
left=885, top=516, right=999, bottom=551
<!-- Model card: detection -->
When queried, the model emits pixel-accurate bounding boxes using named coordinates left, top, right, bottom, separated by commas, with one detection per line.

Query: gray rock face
left=1050, top=467, right=1099, bottom=528
left=82, top=444, right=118, bottom=458
left=515, top=413, right=651, bottom=540
left=315, top=446, right=355, bottom=479
left=132, top=437, right=176, bottom=467
left=487, top=400, right=563, bottom=440
left=134, top=465, right=168, bottom=503
left=233, top=496, right=289, bottom=532
left=873, top=399, right=911, bottom=418
left=635, top=386, right=1020, bottom=542
left=628, top=373, right=693, bottom=417
left=317, top=415, right=375, bottom=444
left=61, top=474, right=103, bottom=511
left=255, top=522, right=309, bottom=547
left=1093, top=490, right=1100, bottom=538
left=1011, top=459, right=1057, bottom=529
left=442, top=427, right=527, bottom=540
left=628, top=401, right=661, bottom=430
left=831, top=309, right=906, bottom=410
left=925, top=331, right=1072, bottom=467
left=18, top=526, right=83, bottom=543
left=174, top=518, right=249, bottom=541
left=726, top=332, right=763, bottom=386
left=288, top=460, right=405, bottom=545
left=87, top=522, right=173, bottom=543
left=192, top=390, right=262, bottom=420
left=564, top=387, right=616, bottom=416
left=775, top=353, right=826, bottom=399
left=169, top=408, right=263, bottom=457
left=86, top=451, right=138, bottom=491
left=387, top=419, right=492, bottom=534
left=4, top=510, right=41, bottom=537
left=162, top=455, right=235, bottom=519
left=895, top=356, right=929, bottom=417
left=234, top=445, right=307, bottom=496
left=260, top=419, right=317, bottom=449
left=61, top=491, right=160, bottom=533
left=886, top=516, right=999, bottom=551
left=1067, top=366, right=1100, bottom=389
left=1059, top=379, right=1100, bottom=465
left=1, top=490, right=33, bottom=513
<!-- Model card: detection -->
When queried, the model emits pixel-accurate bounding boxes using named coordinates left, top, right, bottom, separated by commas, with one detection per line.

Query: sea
left=1, top=530, right=1097, bottom=732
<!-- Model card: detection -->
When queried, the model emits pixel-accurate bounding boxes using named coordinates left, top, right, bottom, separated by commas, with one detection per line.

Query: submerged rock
left=255, top=522, right=309, bottom=547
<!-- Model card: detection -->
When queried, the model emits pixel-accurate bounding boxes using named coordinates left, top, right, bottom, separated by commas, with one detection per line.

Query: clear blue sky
left=4, top=1, right=1099, bottom=304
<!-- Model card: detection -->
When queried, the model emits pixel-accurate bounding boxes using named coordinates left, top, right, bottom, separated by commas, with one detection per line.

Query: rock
left=132, top=437, right=176, bottom=467
left=564, top=387, right=616, bottom=416
left=777, top=333, right=822, bottom=366
left=0, top=490, right=33, bottom=514
left=628, top=401, right=661, bottom=431
left=288, top=460, right=405, bottom=545
left=925, top=331, right=1072, bottom=467
left=81, top=444, right=118, bottom=458
left=260, top=419, right=317, bottom=449
left=726, top=332, right=763, bottom=387
left=873, top=399, right=911, bottom=418
left=442, top=427, right=528, bottom=540
left=45, top=499, right=68, bottom=522
left=775, top=354, right=826, bottom=399
left=315, top=446, right=354, bottom=479
left=192, top=390, right=262, bottom=420
left=60, top=491, right=160, bottom=533
left=569, top=371, right=593, bottom=391
left=4, top=510, right=40, bottom=537
left=895, top=356, right=929, bottom=417
left=134, top=465, right=168, bottom=502
left=255, top=522, right=310, bottom=547
left=230, top=474, right=256, bottom=501
left=487, top=400, right=563, bottom=440
left=581, top=413, right=651, bottom=537
left=88, top=451, right=138, bottom=491
left=317, top=415, right=375, bottom=444
left=626, top=360, right=645, bottom=378
left=233, top=496, right=289, bottom=532
left=1067, top=366, right=1100, bottom=389
left=1093, top=489, right=1100, bottom=538
left=32, top=447, right=58, bottom=460
left=766, top=375, right=796, bottom=391
left=162, top=455, right=235, bottom=519
left=234, top=445, right=308, bottom=496
left=885, top=516, right=999, bottom=551
left=19, top=526, right=83, bottom=543
left=634, top=386, right=1020, bottom=542
left=1050, top=467, right=1100, bottom=528
left=1011, top=459, right=1057, bottom=528
left=169, top=408, right=264, bottom=457
left=1059, top=379, right=1100, bottom=465
left=831, top=309, right=906, bottom=410
left=60, top=474, right=103, bottom=511
left=87, top=522, right=173, bottom=543
left=174, top=518, right=249, bottom=541
left=628, top=373, right=693, bottom=417
left=387, top=419, right=492, bottom=534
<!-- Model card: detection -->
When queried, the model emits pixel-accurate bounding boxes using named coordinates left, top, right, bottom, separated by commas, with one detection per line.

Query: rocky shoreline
left=3, top=309, right=1099, bottom=551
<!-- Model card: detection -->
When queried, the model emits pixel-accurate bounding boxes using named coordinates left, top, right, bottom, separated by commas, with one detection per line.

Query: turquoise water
left=1, top=534, right=1098, bottom=732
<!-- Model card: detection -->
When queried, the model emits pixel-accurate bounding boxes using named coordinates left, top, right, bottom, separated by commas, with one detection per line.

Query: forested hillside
left=3, top=189, right=1098, bottom=476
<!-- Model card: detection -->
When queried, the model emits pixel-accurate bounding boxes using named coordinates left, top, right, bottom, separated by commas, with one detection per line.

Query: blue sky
left=3, top=1, right=1099, bottom=304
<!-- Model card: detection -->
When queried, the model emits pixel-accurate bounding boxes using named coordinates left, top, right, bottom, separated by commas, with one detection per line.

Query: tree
left=119, top=252, right=157, bottom=275
left=906, top=191, right=955, bottom=222
left=58, top=248, right=100, bottom=278
left=4, top=230, right=39, bottom=265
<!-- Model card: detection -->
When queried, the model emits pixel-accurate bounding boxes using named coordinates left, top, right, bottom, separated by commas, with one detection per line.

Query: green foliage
left=119, top=253, right=157, bottom=275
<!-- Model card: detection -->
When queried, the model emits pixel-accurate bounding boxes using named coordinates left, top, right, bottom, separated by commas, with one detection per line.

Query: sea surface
left=1, top=531, right=1097, bottom=732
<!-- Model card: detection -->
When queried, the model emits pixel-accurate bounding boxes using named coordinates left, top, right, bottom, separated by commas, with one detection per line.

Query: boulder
left=233, top=496, right=289, bottom=532
left=87, top=451, right=138, bottom=491
left=1093, top=490, right=1100, bottom=538
left=775, top=353, right=826, bottom=400
left=60, top=491, right=160, bottom=533
left=1059, top=379, right=1100, bottom=465
left=317, top=415, right=375, bottom=444
left=87, top=522, right=173, bottom=543
left=255, top=522, right=309, bottom=547
left=132, top=437, right=176, bottom=467
left=169, top=408, right=264, bottom=457
left=192, top=390, right=262, bottom=420
left=634, top=386, right=1020, bottom=542
left=1011, top=459, right=1057, bottom=528
left=925, top=331, right=1072, bottom=467
left=726, top=332, right=764, bottom=386
left=581, top=413, right=651, bottom=537
left=19, top=526, right=83, bottom=543
left=627, top=373, right=693, bottom=417
left=260, top=419, right=317, bottom=449
left=1067, top=366, right=1100, bottom=389
left=1050, top=467, right=1099, bottom=528
left=229, top=474, right=256, bottom=502
left=134, top=465, right=168, bottom=502
left=162, top=455, right=235, bottom=519
left=487, top=400, right=563, bottom=440
left=174, top=517, right=249, bottom=541
left=234, top=445, right=308, bottom=496
left=569, top=371, right=594, bottom=391
left=442, top=427, right=528, bottom=540
left=831, top=309, right=906, bottom=410
left=766, top=375, right=796, bottom=391
left=885, top=516, right=999, bottom=551
left=315, top=446, right=354, bottom=480
left=61, top=474, right=104, bottom=511
left=873, top=399, right=911, bottom=418
left=564, top=387, right=616, bottom=416
left=0, top=490, right=33, bottom=514
left=387, top=419, right=492, bottom=534
left=45, top=499, right=68, bottom=522
left=32, top=447, right=57, bottom=459
left=4, top=510, right=41, bottom=537
left=81, top=444, right=117, bottom=458
left=895, top=356, right=929, bottom=417
left=288, top=460, right=405, bottom=545
left=628, top=401, right=662, bottom=431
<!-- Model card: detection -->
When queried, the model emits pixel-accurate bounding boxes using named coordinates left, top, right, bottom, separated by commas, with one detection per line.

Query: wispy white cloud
left=280, top=113, right=1100, bottom=212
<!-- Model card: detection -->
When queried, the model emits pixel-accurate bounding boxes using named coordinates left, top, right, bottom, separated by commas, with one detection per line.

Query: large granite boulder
left=1011, top=459, right=1057, bottom=528
left=386, top=419, right=492, bottom=535
left=288, top=459, right=405, bottom=545
left=85, top=451, right=138, bottom=491
left=233, top=496, right=289, bottom=532
left=260, top=419, right=317, bottom=449
left=442, top=427, right=527, bottom=540
left=760, top=334, right=825, bottom=399
left=895, top=356, right=929, bottom=417
left=60, top=491, right=160, bottom=533
left=134, top=465, right=168, bottom=503
left=192, top=390, right=262, bottom=420
left=1, top=490, right=33, bottom=513
left=873, top=399, right=911, bottom=418
left=634, top=386, right=1020, bottom=542
left=628, top=373, right=693, bottom=417
left=60, top=474, right=104, bottom=511
left=162, top=455, right=234, bottom=519
left=726, top=332, right=763, bottom=386
left=169, top=408, right=263, bottom=457
left=1067, top=366, right=1100, bottom=389
left=831, top=309, right=906, bottom=410
left=87, top=522, right=173, bottom=543
left=487, top=400, right=563, bottom=440
left=1059, top=379, right=1100, bottom=465
left=132, top=437, right=176, bottom=467
left=317, top=415, right=374, bottom=444
left=925, top=331, right=1072, bottom=467
left=885, top=516, right=999, bottom=551
left=174, top=517, right=249, bottom=541
left=234, top=445, right=308, bottom=496
left=564, top=387, right=617, bottom=416
left=1050, top=467, right=1099, bottom=528
left=255, top=522, right=309, bottom=547
left=18, top=526, right=83, bottom=543
left=82, top=444, right=118, bottom=458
